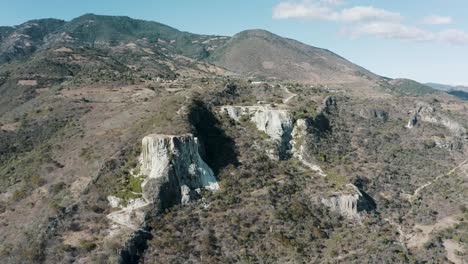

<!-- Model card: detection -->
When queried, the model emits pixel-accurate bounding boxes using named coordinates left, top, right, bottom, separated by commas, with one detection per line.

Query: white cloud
left=437, top=29, right=468, bottom=45
left=273, top=2, right=333, bottom=20
left=336, top=6, right=402, bottom=23
left=421, top=15, right=453, bottom=25
left=350, top=22, right=468, bottom=45
left=273, top=1, right=467, bottom=46
left=352, top=22, right=433, bottom=41
left=321, top=0, right=344, bottom=7
left=273, top=1, right=401, bottom=23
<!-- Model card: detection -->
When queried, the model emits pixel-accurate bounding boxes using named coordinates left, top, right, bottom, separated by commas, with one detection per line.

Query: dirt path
left=406, top=215, right=461, bottom=248
left=410, top=158, right=468, bottom=202
left=384, top=218, right=407, bottom=245
left=282, top=86, right=297, bottom=104
left=383, top=158, right=468, bottom=248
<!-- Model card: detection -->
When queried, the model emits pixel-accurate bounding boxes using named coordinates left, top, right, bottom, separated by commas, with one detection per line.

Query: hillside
left=426, top=82, right=468, bottom=100
left=426, top=82, right=468, bottom=92
left=0, top=14, right=467, bottom=264
left=208, top=29, right=379, bottom=84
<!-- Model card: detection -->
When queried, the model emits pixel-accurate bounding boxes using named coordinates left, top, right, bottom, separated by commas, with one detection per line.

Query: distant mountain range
left=425, top=83, right=468, bottom=100
left=425, top=83, right=468, bottom=92
left=0, top=14, right=380, bottom=86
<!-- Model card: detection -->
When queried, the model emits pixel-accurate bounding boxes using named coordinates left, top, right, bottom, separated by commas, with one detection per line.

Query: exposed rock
left=317, top=96, right=337, bottom=115
left=359, top=108, right=389, bottom=122
left=107, top=198, right=148, bottom=231
left=432, top=136, right=457, bottom=150
left=407, top=102, right=466, bottom=136
left=321, top=184, right=375, bottom=219
left=219, top=105, right=293, bottom=159
left=107, top=196, right=122, bottom=208
left=140, top=134, right=219, bottom=209
left=106, top=134, right=218, bottom=234
left=291, top=118, right=326, bottom=176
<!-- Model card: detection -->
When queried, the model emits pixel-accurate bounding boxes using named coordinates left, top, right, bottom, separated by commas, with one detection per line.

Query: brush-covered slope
left=0, top=14, right=229, bottom=65
left=208, top=29, right=379, bottom=84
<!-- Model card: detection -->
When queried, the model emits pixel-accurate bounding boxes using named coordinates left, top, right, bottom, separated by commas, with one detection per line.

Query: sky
left=1, top=0, right=468, bottom=86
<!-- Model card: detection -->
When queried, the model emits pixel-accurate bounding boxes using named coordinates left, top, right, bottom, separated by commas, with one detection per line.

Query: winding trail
left=383, top=158, right=468, bottom=247
left=410, top=157, right=468, bottom=202
left=282, top=86, right=297, bottom=104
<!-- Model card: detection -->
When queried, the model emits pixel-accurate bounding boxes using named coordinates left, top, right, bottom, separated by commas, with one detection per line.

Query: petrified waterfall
left=321, top=184, right=374, bottom=219
left=141, top=134, right=219, bottom=207
left=219, top=105, right=294, bottom=159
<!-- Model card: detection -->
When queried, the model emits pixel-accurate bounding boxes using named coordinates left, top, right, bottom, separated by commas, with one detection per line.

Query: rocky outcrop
left=219, top=105, right=293, bottom=159
left=359, top=108, right=389, bottom=122
left=219, top=105, right=330, bottom=175
left=317, top=96, right=337, bottom=115
left=141, top=134, right=219, bottom=207
left=321, top=184, right=375, bottom=219
left=107, top=134, right=218, bottom=234
left=406, top=102, right=466, bottom=136
left=291, top=119, right=326, bottom=176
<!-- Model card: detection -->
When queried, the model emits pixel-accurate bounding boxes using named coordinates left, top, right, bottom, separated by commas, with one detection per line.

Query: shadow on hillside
left=188, top=100, right=239, bottom=175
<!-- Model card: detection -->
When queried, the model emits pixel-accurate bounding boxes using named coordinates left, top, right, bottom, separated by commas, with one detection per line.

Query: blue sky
left=1, top=0, right=468, bottom=85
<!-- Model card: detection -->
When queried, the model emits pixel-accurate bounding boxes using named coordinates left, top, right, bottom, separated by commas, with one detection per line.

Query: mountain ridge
left=0, top=14, right=379, bottom=84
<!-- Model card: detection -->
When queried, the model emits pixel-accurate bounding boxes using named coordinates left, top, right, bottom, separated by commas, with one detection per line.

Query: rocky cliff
left=291, top=118, right=326, bottom=176
left=406, top=102, right=466, bottom=136
left=141, top=134, right=219, bottom=207
left=106, top=134, right=219, bottom=234
left=219, top=105, right=293, bottom=159
left=321, top=184, right=375, bottom=219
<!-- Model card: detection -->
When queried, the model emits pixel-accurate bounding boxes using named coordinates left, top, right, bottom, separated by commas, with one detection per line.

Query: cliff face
left=321, top=184, right=375, bottom=219
left=291, top=118, right=326, bottom=176
left=219, top=106, right=293, bottom=159
left=407, top=102, right=466, bottom=136
left=141, top=134, right=219, bottom=207
left=219, top=105, right=329, bottom=175
left=106, top=134, right=219, bottom=234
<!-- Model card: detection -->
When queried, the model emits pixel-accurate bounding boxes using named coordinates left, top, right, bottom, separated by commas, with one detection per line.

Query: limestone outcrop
left=106, top=134, right=219, bottom=233
left=141, top=134, right=219, bottom=207
left=406, top=102, right=466, bottom=136
left=219, top=105, right=329, bottom=175
left=219, top=105, right=293, bottom=159
left=291, top=119, right=326, bottom=176
left=321, top=184, right=375, bottom=219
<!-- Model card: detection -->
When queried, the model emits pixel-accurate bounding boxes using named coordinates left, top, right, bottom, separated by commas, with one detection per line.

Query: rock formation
left=141, top=134, right=219, bottom=207
left=321, top=184, right=375, bottom=219
left=219, top=105, right=293, bottom=159
left=359, top=108, right=389, bottom=122
left=291, top=119, right=326, bottom=176
left=106, top=134, right=219, bottom=233
left=406, top=102, right=466, bottom=136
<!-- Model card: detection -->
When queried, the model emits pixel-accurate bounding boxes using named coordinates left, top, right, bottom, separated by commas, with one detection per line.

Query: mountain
left=208, top=29, right=379, bottom=84
left=426, top=82, right=468, bottom=100
left=0, top=14, right=467, bottom=264
left=426, top=82, right=468, bottom=92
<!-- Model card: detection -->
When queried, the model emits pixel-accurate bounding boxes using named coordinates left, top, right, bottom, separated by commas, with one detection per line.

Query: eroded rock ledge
left=219, top=105, right=293, bottom=160
left=407, top=102, right=466, bottom=136
left=107, top=134, right=219, bottom=233
left=218, top=105, right=328, bottom=177
left=320, top=184, right=375, bottom=219
left=141, top=134, right=219, bottom=206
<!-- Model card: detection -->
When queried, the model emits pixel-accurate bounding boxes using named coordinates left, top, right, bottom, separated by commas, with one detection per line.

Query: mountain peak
left=210, top=28, right=378, bottom=84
